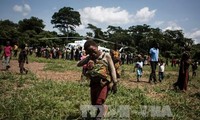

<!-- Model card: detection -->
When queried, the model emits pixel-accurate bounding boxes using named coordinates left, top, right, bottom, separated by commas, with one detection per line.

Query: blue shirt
left=149, top=47, right=159, bottom=62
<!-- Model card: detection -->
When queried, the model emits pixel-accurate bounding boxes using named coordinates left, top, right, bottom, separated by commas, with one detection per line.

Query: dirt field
left=1, top=59, right=153, bottom=85
left=0, top=60, right=81, bottom=82
left=0, top=59, right=170, bottom=93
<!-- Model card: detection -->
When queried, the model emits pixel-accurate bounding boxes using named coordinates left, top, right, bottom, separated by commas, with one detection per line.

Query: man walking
left=149, top=41, right=159, bottom=84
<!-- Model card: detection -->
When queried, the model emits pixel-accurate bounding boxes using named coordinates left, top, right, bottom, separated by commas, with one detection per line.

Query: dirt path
left=1, top=60, right=152, bottom=86
left=1, top=60, right=182, bottom=100
left=0, top=60, right=177, bottom=92
left=0, top=60, right=164, bottom=80
left=0, top=60, right=81, bottom=82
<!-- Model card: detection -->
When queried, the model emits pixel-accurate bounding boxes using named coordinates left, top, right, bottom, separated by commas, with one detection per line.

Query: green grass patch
left=29, top=55, right=82, bottom=72
left=0, top=57, right=200, bottom=119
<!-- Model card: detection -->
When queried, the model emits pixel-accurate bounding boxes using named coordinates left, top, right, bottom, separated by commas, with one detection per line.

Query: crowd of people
left=1, top=41, right=199, bottom=85
left=76, top=40, right=198, bottom=119
left=0, top=40, right=199, bottom=119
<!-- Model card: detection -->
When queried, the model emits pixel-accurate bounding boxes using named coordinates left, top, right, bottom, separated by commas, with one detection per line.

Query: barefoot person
left=134, top=55, right=143, bottom=82
left=149, top=41, right=159, bottom=84
left=18, top=44, right=29, bottom=74
left=1, top=41, right=12, bottom=70
left=77, top=40, right=117, bottom=119
left=158, top=59, right=165, bottom=82
left=173, top=48, right=191, bottom=92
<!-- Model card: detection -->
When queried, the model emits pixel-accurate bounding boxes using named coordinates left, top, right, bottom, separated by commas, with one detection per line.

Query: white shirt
left=159, top=63, right=165, bottom=72
left=136, top=61, right=143, bottom=68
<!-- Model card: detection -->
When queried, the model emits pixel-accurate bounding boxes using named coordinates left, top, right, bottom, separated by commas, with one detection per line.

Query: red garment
left=183, top=68, right=189, bottom=90
left=90, top=77, right=109, bottom=105
left=176, top=61, right=189, bottom=90
left=4, top=46, right=12, bottom=57
left=174, top=53, right=190, bottom=91
left=90, top=85, right=108, bottom=105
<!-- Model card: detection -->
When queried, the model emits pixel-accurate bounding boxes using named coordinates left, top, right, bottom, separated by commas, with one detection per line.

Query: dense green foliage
left=0, top=6, right=200, bottom=60
left=51, top=7, right=81, bottom=38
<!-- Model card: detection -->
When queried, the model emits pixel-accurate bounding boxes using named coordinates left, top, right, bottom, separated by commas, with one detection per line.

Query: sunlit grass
left=0, top=57, right=199, bottom=119
left=29, top=55, right=82, bottom=72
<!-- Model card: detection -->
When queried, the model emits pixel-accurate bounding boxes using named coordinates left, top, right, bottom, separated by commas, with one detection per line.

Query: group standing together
left=76, top=40, right=198, bottom=119
left=0, top=39, right=198, bottom=119
left=148, top=41, right=194, bottom=92
left=1, top=42, right=29, bottom=74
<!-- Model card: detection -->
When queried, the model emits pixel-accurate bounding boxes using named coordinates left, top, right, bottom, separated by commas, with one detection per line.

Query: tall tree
left=0, top=19, right=19, bottom=39
left=18, top=16, right=45, bottom=34
left=86, top=32, right=93, bottom=37
left=86, top=24, right=104, bottom=39
left=106, top=26, right=131, bottom=48
left=51, top=7, right=81, bottom=37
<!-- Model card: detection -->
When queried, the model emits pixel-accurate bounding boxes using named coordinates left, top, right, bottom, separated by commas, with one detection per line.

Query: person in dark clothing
left=173, top=49, right=191, bottom=92
left=70, top=47, right=74, bottom=60
left=18, top=44, right=28, bottom=74
left=192, top=61, right=198, bottom=77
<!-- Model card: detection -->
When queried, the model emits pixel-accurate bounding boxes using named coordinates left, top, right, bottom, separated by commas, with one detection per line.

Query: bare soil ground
left=0, top=60, right=81, bottom=82
left=0, top=60, right=153, bottom=86
left=0, top=60, right=177, bottom=92
left=1, top=60, right=197, bottom=100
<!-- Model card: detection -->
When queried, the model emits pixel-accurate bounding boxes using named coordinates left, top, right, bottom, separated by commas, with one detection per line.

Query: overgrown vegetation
left=0, top=57, right=199, bottom=120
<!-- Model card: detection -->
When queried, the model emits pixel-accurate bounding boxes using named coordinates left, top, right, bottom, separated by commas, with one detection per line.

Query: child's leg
left=162, top=72, right=164, bottom=80
left=5, top=57, right=11, bottom=70
left=19, top=62, right=23, bottom=73
left=19, top=62, right=27, bottom=74
left=23, top=65, right=28, bottom=74
left=137, top=75, right=139, bottom=82
left=137, top=69, right=142, bottom=82
left=159, top=72, right=162, bottom=82
left=23, top=63, right=26, bottom=72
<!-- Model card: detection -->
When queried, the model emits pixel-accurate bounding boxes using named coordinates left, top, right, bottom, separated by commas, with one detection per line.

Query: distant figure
left=165, top=58, right=169, bottom=66
left=0, top=45, right=2, bottom=55
left=70, top=47, right=74, bottom=60
left=173, top=48, right=191, bottom=92
left=171, top=58, right=176, bottom=67
left=75, top=48, right=79, bottom=61
left=149, top=41, right=159, bottom=84
left=120, top=52, right=126, bottom=64
left=18, top=44, right=29, bottom=74
left=134, top=56, right=143, bottom=82
left=77, top=40, right=117, bottom=119
left=13, top=44, right=18, bottom=57
left=158, top=59, right=165, bottom=82
left=176, top=59, right=180, bottom=67
left=143, top=55, right=149, bottom=66
left=1, top=41, right=12, bottom=70
left=192, top=61, right=198, bottom=77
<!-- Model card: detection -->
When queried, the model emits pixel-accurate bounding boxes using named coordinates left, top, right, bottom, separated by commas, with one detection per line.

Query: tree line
left=0, top=6, right=200, bottom=61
